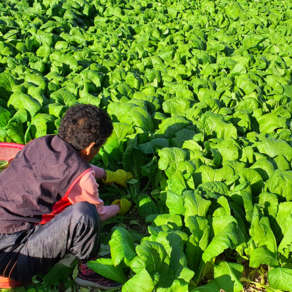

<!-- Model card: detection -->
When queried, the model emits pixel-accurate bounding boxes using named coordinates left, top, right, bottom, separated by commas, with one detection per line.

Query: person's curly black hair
left=58, top=104, right=113, bottom=151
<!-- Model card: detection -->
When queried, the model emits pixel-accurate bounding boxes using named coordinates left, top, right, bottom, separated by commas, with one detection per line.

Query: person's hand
left=111, top=198, right=132, bottom=215
left=102, top=169, right=133, bottom=188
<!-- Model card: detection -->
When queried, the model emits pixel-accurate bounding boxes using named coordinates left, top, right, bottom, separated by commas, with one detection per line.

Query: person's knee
left=68, top=202, right=101, bottom=260
left=72, top=201, right=97, bottom=214
left=70, top=202, right=100, bottom=226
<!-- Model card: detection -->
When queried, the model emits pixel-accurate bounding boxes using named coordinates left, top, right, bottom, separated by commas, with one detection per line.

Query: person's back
left=0, top=135, right=91, bottom=234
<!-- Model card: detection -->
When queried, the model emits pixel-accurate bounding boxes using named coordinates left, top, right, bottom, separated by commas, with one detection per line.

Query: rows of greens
left=1, top=0, right=292, bottom=290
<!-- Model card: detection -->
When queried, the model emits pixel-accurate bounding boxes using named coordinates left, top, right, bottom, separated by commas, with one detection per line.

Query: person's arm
left=90, top=164, right=107, bottom=180
left=67, top=170, right=120, bottom=221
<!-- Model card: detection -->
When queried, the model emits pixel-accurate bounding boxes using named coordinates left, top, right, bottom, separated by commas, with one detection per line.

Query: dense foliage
left=1, top=0, right=292, bottom=290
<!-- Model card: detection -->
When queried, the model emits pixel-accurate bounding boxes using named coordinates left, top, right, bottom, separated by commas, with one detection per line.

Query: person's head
left=58, top=104, right=113, bottom=162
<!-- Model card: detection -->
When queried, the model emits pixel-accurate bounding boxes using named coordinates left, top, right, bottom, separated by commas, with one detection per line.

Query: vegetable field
left=1, top=0, right=292, bottom=290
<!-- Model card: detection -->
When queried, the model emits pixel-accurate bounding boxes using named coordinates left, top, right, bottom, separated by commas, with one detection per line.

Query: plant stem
left=141, top=179, right=151, bottom=194
left=240, top=277, right=278, bottom=291
left=260, top=265, right=266, bottom=285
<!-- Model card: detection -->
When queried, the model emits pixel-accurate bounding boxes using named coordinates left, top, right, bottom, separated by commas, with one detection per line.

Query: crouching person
left=0, top=104, right=132, bottom=290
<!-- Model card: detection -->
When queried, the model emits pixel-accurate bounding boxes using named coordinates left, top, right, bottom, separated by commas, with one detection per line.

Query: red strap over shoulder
left=38, top=168, right=93, bottom=225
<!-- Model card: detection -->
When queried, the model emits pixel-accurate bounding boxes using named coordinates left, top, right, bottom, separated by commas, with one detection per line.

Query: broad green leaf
left=0, top=106, right=11, bottom=127
left=170, top=279, right=188, bottom=292
left=238, top=168, right=264, bottom=196
left=250, top=247, right=278, bottom=268
left=185, top=216, right=209, bottom=272
left=267, top=170, right=292, bottom=201
left=184, top=191, right=211, bottom=218
left=257, top=113, right=287, bottom=134
left=242, top=35, right=266, bottom=50
left=274, top=155, right=290, bottom=171
left=200, top=112, right=237, bottom=139
left=155, top=116, right=190, bottom=139
left=197, top=88, right=220, bottom=101
left=163, top=98, right=192, bottom=115
left=217, top=196, right=231, bottom=215
left=182, top=140, right=203, bottom=153
left=110, top=69, right=126, bottom=83
left=229, top=182, right=253, bottom=220
left=167, top=171, right=187, bottom=195
left=8, top=92, right=41, bottom=117
left=80, top=69, right=103, bottom=88
left=250, top=158, right=275, bottom=181
left=139, top=138, right=169, bottom=154
left=277, top=224, right=292, bottom=254
left=109, top=227, right=136, bottom=266
left=199, top=182, right=229, bottom=199
left=158, top=147, right=187, bottom=178
left=259, top=192, right=278, bottom=218
left=202, top=222, right=238, bottom=263
left=103, top=123, right=134, bottom=161
left=122, top=269, right=154, bottom=292
left=240, top=146, right=254, bottom=164
left=161, top=232, right=194, bottom=282
left=177, top=161, right=196, bottom=180
left=195, top=165, right=234, bottom=185
left=0, top=72, right=18, bottom=101
left=135, top=241, right=170, bottom=280
left=41, top=103, right=67, bottom=118
left=171, top=129, right=197, bottom=148
left=153, top=214, right=182, bottom=229
left=268, top=268, right=292, bottom=291
left=231, top=110, right=251, bottom=134
left=130, top=256, right=145, bottom=274
left=237, top=98, right=260, bottom=111
left=166, top=190, right=185, bottom=215
left=250, top=205, right=277, bottom=253
left=87, top=258, right=127, bottom=284
left=185, top=216, right=209, bottom=248
left=276, top=202, right=292, bottom=239
left=214, top=261, right=243, bottom=292
left=138, top=194, right=159, bottom=218
left=126, top=72, right=144, bottom=90
left=78, top=94, right=101, bottom=108
left=3, top=109, right=28, bottom=144
left=212, top=139, right=240, bottom=164
left=30, top=113, right=55, bottom=138
left=212, top=215, right=237, bottom=237
left=191, top=280, right=220, bottom=292
left=130, top=106, right=154, bottom=132
left=256, top=138, right=292, bottom=161
left=122, top=136, right=145, bottom=180
left=50, top=90, right=77, bottom=106
left=155, top=268, right=175, bottom=292
left=224, top=161, right=246, bottom=173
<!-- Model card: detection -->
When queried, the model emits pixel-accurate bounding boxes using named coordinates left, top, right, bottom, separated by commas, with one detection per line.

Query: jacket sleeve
left=90, top=164, right=106, bottom=180
left=67, top=169, right=120, bottom=221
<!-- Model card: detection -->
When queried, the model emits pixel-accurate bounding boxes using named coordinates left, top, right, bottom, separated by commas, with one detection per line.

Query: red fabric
left=0, top=142, right=24, bottom=161
left=38, top=168, right=93, bottom=225
left=0, top=276, right=22, bottom=288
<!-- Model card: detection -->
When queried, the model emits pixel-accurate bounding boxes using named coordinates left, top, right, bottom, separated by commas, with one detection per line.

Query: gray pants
left=0, top=202, right=101, bottom=281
